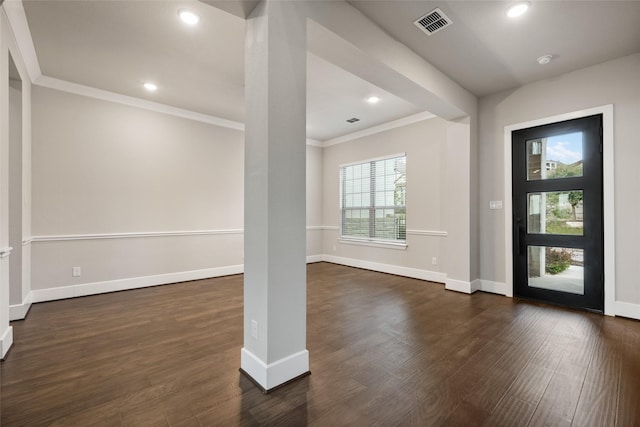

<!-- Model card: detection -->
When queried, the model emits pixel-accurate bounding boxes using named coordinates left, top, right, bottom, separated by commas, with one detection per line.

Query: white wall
left=322, top=117, right=448, bottom=282
left=478, top=53, right=640, bottom=309
left=30, top=86, right=324, bottom=298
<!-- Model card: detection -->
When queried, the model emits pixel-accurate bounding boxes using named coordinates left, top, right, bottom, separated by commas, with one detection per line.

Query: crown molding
left=322, top=112, right=436, bottom=147
left=34, top=75, right=246, bottom=131
left=5, top=0, right=436, bottom=147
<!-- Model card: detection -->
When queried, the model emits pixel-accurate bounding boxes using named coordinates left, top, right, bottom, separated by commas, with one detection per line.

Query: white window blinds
left=340, top=154, right=406, bottom=242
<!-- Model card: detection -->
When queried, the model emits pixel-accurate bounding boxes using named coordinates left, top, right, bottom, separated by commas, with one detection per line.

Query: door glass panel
left=528, top=191, right=583, bottom=235
left=527, top=132, right=583, bottom=181
left=528, top=246, right=584, bottom=295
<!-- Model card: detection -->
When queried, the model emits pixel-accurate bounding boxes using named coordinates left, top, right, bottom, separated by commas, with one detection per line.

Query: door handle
left=514, top=217, right=525, bottom=256
left=518, top=226, right=526, bottom=255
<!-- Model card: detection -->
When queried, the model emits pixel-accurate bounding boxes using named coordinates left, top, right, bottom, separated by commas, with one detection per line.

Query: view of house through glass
left=526, top=132, right=583, bottom=181
left=340, top=155, right=406, bottom=242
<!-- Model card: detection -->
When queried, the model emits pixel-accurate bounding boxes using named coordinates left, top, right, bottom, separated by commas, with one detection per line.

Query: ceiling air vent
left=414, top=8, right=452, bottom=36
left=346, top=118, right=360, bottom=123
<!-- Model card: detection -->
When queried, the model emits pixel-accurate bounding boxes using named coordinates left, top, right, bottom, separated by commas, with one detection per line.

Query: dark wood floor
left=2, top=262, right=639, bottom=426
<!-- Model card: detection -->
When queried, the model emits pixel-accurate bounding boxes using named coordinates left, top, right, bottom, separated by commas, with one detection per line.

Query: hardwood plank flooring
left=2, top=262, right=640, bottom=426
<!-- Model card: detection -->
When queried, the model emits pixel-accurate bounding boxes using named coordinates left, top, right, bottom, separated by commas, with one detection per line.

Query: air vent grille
left=346, top=118, right=360, bottom=123
left=414, top=8, right=452, bottom=36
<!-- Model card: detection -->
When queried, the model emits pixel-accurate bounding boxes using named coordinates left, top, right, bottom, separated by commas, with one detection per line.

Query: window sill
left=338, top=238, right=408, bottom=250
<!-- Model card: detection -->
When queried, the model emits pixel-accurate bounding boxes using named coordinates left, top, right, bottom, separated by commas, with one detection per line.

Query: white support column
left=443, top=119, right=474, bottom=293
left=0, top=10, right=15, bottom=359
left=241, top=0, right=309, bottom=392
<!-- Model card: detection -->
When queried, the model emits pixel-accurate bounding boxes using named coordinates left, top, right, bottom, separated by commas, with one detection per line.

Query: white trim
left=406, top=229, right=448, bottom=237
left=503, top=105, right=615, bottom=312
left=31, top=265, right=244, bottom=303
left=34, top=76, right=245, bottom=131
left=476, top=279, right=508, bottom=296
left=445, top=278, right=474, bottom=294
left=323, top=111, right=436, bottom=147
left=2, top=0, right=42, bottom=82
left=306, top=138, right=323, bottom=147
left=321, top=226, right=340, bottom=231
left=32, top=227, right=327, bottom=242
left=613, top=301, right=640, bottom=321
left=30, top=75, right=430, bottom=150
left=323, top=254, right=446, bottom=283
left=1, top=326, right=13, bottom=360
left=306, top=255, right=324, bottom=263
left=601, top=106, right=616, bottom=315
left=240, top=348, right=309, bottom=391
left=338, top=238, right=407, bottom=250
left=0, top=247, right=13, bottom=258
left=31, top=229, right=244, bottom=242
left=9, top=291, right=32, bottom=321
left=27, top=256, right=321, bottom=305
left=22, top=238, right=31, bottom=246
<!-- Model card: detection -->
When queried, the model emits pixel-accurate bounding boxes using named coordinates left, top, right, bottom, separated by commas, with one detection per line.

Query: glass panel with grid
left=341, top=155, right=406, bottom=242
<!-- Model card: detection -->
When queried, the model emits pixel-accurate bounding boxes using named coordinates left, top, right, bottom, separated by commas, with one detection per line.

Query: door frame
left=503, top=105, right=615, bottom=315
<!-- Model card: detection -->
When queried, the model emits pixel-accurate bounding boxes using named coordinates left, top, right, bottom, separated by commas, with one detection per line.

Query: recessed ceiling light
left=506, top=2, right=530, bottom=18
left=537, top=54, right=553, bottom=65
left=367, top=96, right=380, bottom=104
left=144, top=82, right=158, bottom=92
left=178, top=9, right=200, bottom=26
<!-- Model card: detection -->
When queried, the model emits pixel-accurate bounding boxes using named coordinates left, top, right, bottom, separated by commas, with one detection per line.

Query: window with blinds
left=340, top=154, right=406, bottom=242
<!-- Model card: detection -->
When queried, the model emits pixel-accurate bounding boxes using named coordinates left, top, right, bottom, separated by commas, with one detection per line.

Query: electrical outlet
left=72, top=266, right=81, bottom=277
left=431, top=257, right=437, bottom=266
left=332, top=245, right=337, bottom=252
left=251, top=320, right=258, bottom=340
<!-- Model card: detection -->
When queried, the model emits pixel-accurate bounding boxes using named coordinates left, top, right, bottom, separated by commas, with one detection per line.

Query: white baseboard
left=445, top=278, right=473, bottom=294
left=306, top=254, right=324, bottom=263
left=449, top=279, right=508, bottom=295
left=614, top=301, right=640, bottom=321
left=240, top=347, right=309, bottom=391
left=30, top=255, right=325, bottom=305
left=322, top=255, right=446, bottom=283
left=1, top=326, right=14, bottom=360
left=476, top=279, right=508, bottom=296
left=9, top=291, right=33, bottom=321
left=32, top=265, right=245, bottom=303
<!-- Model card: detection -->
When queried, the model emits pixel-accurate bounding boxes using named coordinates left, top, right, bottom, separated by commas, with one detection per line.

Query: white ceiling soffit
left=200, top=0, right=261, bottom=19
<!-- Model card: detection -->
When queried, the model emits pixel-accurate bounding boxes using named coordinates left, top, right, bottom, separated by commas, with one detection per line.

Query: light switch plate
left=489, top=200, right=503, bottom=210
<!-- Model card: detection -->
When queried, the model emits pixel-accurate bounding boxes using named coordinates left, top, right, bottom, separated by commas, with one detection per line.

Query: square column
left=241, top=0, right=309, bottom=392
left=0, top=16, right=14, bottom=358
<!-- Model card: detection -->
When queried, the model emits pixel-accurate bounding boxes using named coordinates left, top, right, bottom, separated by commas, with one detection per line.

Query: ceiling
left=350, top=1, right=640, bottom=97
left=20, top=1, right=640, bottom=140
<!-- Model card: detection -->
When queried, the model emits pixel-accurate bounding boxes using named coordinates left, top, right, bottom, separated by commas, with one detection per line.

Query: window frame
left=339, top=153, right=407, bottom=248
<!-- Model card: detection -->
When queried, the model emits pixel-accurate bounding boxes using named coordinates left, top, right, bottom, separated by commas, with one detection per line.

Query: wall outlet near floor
left=432, top=257, right=438, bottom=266
left=72, top=266, right=81, bottom=277
left=332, top=245, right=337, bottom=252
left=251, top=320, right=258, bottom=340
